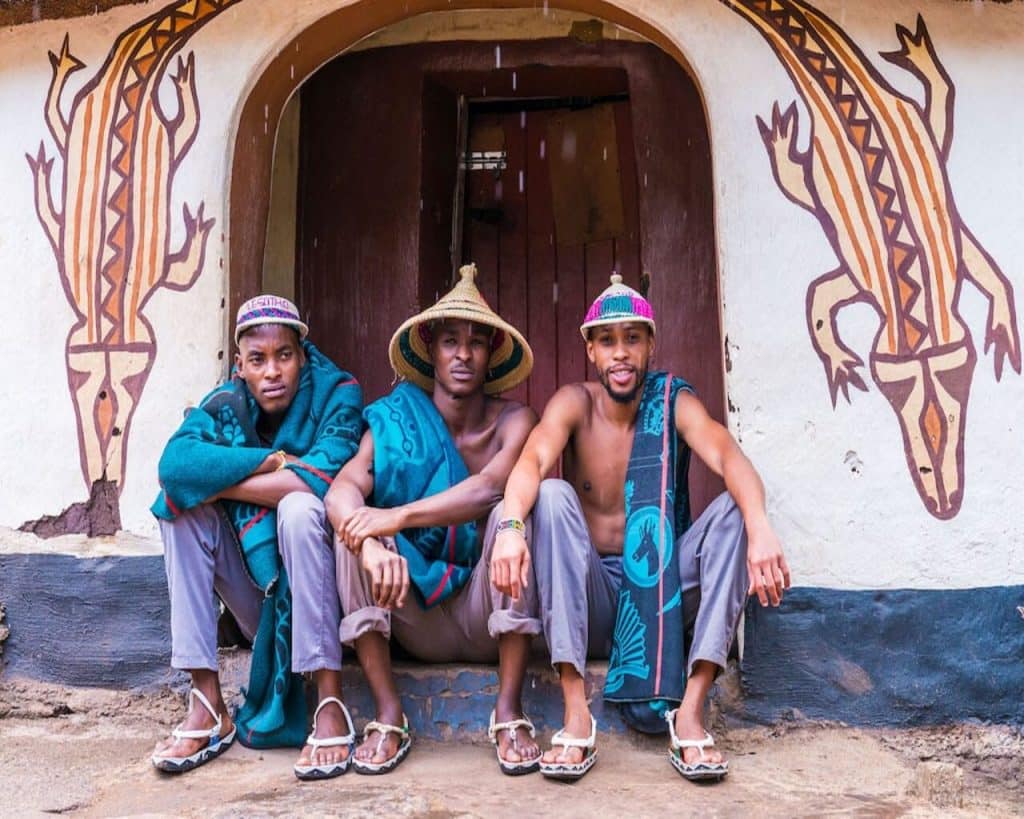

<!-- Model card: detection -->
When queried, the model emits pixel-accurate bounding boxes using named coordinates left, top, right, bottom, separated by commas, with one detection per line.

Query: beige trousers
left=336, top=503, right=541, bottom=662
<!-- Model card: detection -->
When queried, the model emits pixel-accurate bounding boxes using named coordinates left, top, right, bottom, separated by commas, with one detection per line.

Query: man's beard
left=599, top=365, right=647, bottom=404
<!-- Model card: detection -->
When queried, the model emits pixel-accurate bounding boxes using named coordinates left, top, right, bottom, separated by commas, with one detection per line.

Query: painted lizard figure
left=27, top=0, right=239, bottom=494
left=724, top=0, right=1021, bottom=518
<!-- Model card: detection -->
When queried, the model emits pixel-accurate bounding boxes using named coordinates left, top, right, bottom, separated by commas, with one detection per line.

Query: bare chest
left=454, top=425, right=501, bottom=475
left=567, top=424, right=635, bottom=507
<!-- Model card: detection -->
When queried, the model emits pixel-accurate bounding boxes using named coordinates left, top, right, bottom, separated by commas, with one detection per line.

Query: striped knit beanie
left=579, top=273, right=656, bottom=339
left=235, top=294, right=309, bottom=344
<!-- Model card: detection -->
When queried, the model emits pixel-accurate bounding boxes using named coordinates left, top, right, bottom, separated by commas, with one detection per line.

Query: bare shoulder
left=674, top=388, right=732, bottom=451
left=675, top=388, right=710, bottom=420
left=487, top=395, right=539, bottom=427
left=542, top=382, right=592, bottom=428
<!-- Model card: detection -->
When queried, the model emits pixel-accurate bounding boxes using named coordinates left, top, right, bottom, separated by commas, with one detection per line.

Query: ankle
left=673, top=707, right=706, bottom=733
left=494, top=694, right=524, bottom=719
left=373, top=698, right=403, bottom=726
left=562, top=702, right=592, bottom=726
left=313, top=669, right=343, bottom=702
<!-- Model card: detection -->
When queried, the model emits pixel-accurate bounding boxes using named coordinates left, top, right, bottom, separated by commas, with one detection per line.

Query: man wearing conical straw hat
left=323, top=264, right=543, bottom=775
left=492, top=273, right=790, bottom=782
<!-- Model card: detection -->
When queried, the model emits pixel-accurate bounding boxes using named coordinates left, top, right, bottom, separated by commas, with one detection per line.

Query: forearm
left=324, top=477, right=369, bottom=532
left=396, top=474, right=502, bottom=529
left=216, top=470, right=313, bottom=507
left=500, top=453, right=544, bottom=523
left=720, top=448, right=770, bottom=531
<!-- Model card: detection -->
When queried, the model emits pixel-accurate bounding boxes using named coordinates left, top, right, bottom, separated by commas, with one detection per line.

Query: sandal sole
left=539, top=751, right=597, bottom=782
left=294, top=762, right=350, bottom=781
left=498, top=759, right=541, bottom=776
left=152, top=733, right=235, bottom=774
left=352, top=739, right=412, bottom=776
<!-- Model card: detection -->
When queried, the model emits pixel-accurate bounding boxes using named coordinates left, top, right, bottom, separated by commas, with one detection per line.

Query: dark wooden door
left=462, top=100, right=642, bottom=413
left=296, top=41, right=725, bottom=514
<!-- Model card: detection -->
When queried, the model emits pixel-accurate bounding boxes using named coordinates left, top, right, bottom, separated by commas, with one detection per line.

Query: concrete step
left=214, top=649, right=737, bottom=741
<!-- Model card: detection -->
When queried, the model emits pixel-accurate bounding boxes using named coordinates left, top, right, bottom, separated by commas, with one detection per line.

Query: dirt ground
left=1, top=680, right=1022, bottom=818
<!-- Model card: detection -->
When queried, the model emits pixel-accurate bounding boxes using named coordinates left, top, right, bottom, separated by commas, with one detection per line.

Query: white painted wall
left=0, top=0, right=1021, bottom=592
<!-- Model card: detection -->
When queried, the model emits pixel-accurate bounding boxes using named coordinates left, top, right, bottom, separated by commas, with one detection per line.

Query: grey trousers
left=161, top=504, right=263, bottom=671
left=527, top=479, right=748, bottom=679
left=161, top=492, right=342, bottom=673
left=276, top=492, right=343, bottom=673
left=336, top=503, right=542, bottom=662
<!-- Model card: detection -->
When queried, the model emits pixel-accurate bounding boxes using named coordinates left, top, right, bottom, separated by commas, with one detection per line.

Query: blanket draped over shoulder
left=363, top=382, right=478, bottom=608
left=604, top=371, right=694, bottom=732
left=151, top=342, right=363, bottom=748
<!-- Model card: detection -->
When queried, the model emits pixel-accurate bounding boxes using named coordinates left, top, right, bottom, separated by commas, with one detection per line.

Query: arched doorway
left=229, top=3, right=725, bottom=512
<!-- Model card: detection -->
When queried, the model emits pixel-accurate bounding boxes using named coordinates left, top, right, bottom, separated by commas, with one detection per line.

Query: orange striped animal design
left=27, top=0, right=239, bottom=494
left=724, top=0, right=1020, bottom=518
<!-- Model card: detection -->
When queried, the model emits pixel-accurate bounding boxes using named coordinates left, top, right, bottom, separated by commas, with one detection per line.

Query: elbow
left=477, top=477, right=504, bottom=511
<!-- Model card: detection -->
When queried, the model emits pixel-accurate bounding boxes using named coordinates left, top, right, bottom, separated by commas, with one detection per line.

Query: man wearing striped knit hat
left=492, top=273, right=790, bottom=783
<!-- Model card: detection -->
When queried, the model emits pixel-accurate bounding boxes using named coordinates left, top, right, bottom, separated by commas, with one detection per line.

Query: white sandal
left=151, top=688, right=236, bottom=774
left=665, top=708, right=729, bottom=781
left=293, top=697, right=356, bottom=781
left=487, top=710, right=541, bottom=776
left=539, top=715, right=598, bottom=781
left=352, top=714, right=412, bottom=775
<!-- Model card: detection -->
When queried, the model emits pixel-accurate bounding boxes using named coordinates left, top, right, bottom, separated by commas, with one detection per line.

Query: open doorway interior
left=459, top=90, right=639, bottom=413
left=273, top=26, right=725, bottom=512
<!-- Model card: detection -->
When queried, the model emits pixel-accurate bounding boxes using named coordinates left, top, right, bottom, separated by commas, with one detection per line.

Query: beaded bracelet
left=496, top=517, right=526, bottom=535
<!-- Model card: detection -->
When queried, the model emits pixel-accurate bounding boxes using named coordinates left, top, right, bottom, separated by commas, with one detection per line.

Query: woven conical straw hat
left=388, top=263, right=534, bottom=395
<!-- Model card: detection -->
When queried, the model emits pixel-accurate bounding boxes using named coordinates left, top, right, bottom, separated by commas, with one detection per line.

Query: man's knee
left=277, top=491, right=326, bottom=536
left=530, top=479, right=590, bottom=571
left=706, top=491, right=740, bottom=518
left=159, top=505, right=219, bottom=555
left=534, top=478, right=577, bottom=513
left=702, top=492, right=747, bottom=565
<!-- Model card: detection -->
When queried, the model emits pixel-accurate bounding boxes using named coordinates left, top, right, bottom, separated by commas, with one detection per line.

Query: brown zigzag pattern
left=749, top=0, right=925, bottom=354
left=97, top=0, right=235, bottom=344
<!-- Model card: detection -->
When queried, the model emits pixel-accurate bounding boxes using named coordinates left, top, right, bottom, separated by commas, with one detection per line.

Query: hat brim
left=235, top=317, right=309, bottom=345
left=389, top=306, right=533, bottom=396
left=579, top=315, right=656, bottom=340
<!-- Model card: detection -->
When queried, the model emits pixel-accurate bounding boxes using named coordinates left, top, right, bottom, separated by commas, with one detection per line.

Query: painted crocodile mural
left=27, top=0, right=240, bottom=497
left=723, top=0, right=1021, bottom=519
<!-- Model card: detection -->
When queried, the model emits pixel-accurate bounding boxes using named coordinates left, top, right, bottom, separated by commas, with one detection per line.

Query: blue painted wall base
left=3, top=554, right=1023, bottom=731
left=741, top=586, right=1024, bottom=726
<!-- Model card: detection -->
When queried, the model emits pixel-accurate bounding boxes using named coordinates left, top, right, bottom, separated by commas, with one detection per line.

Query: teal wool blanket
left=152, top=342, right=363, bottom=748
left=604, top=371, right=694, bottom=733
left=364, top=382, right=478, bottom=607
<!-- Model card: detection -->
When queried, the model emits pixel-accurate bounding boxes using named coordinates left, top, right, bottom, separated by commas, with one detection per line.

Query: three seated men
left=150, top=268, right=789, bottom=782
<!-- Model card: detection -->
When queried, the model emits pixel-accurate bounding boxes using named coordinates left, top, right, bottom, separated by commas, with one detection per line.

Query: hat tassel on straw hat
left=389, top=263, right=534, bottom=396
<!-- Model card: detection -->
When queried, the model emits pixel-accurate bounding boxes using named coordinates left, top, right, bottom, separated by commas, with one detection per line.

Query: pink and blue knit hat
left=579, top=273, right=655, bottom=339
left=234, top=294, right=309, bottom=344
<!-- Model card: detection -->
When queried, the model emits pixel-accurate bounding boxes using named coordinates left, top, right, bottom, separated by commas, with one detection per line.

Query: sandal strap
left=362, top=719, right=409, bottom=740
left=487, top=710, right=536, bottom=746
left=305, top=697, right=356, bottom=748
left=171, top=688, right=222, bottom=740
left=363, top=716, right=410, bottom=758
left=550, top=715, right=597, bottom=750
left=664, top=708, right=715, bottom=756
left=306, top=734, right=354, bottom=752
left=674, top=731, right=715, bottom=751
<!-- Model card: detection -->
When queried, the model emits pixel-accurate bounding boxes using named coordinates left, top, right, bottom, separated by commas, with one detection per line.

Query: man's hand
left=361, top=539, right=409, bottom=610
left=745, top=521, right=791, bottom=607
left=490, top=530, right=531, bottom=601
left=338, top=505, right=405, bottom=551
